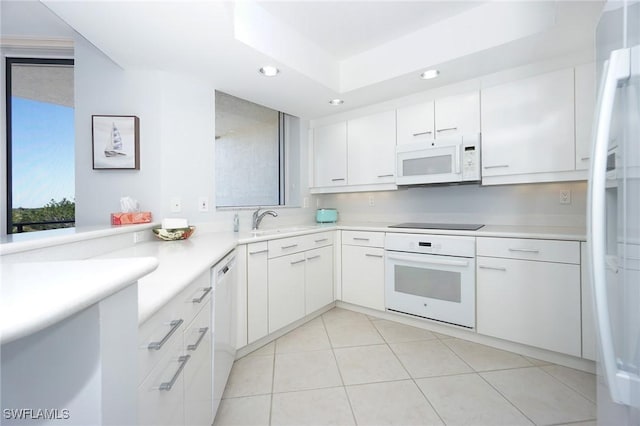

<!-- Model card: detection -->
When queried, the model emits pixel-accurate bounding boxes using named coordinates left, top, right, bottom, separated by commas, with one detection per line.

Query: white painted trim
left=310, top=183, right=398, bottom=194
left=0, top=36, right=74, bottom=52
left=481, top=169, right=588, bottom=186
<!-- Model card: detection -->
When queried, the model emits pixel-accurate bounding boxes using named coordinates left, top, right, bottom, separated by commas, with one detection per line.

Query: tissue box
left=111, top=212, right=152, bottom=225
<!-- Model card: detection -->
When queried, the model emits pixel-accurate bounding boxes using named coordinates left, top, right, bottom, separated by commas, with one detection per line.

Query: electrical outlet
left=170, top=197, right=182, bottom=213
left=198, top=197, right=209, bottom=212
left=368, top=195, right=375, bottom=206
left=559, top=189, right=571, bottom=204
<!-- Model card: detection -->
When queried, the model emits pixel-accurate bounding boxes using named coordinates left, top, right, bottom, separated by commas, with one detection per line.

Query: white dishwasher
left=212, top=250, right=237, bottom=417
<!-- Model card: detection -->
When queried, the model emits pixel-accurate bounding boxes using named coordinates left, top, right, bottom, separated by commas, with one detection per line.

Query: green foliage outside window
left=11, top=198, right=75, bottom=233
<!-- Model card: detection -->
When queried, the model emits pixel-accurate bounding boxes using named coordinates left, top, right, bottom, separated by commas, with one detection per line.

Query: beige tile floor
left=213, top=308, right=597, bottom=426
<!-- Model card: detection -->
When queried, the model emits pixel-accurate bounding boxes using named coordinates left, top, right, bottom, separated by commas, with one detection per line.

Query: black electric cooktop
left=388, top=223, right=485, bottom=231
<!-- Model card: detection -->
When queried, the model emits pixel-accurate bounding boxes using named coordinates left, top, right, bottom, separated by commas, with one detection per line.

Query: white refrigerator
left=589, top=0, right=640, bottom=424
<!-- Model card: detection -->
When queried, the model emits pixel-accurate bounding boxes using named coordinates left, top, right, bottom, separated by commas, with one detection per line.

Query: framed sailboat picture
left=92, top=115, right=140, bottom=169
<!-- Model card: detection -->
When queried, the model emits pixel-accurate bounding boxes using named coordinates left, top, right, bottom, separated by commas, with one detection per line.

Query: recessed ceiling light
left=420, top=69, right=440, bottom=80
left=259, top=66, right=279, bottom=77
left=329, top=99, right=344, bottom=106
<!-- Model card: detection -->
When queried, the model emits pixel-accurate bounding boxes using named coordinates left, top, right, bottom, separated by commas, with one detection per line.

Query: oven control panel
left=385, top=233, right=476, bottom=257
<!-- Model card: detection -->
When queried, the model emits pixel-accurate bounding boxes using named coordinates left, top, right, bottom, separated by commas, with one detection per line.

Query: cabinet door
left=305, top=246, right=334, bottom=314
left=581, top=242, right=597, bottom=360
left=347, top=111, right=396, bottom=185
left=575, top=63, right=596, bottom=171
left=341, top=245, right=385, bottom=311
left=481, top=68, right=575, bottom=177
left=313, top=122, right=348, bottom=187
left=247, top=242, right=269, bottom=344
left=435, top=91, right=480, bottom=137
left=477, top=256, right=581, bottom=356
left=268, top=252, right=306, bottom=333
left=184, top=301, right=213, bottom=426
left=396, top=101, right=435, bottom=145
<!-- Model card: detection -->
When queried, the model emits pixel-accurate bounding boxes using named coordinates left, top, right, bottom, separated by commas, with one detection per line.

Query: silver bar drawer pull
left=436, top=127, right=458, bottom=133
left=412, top=131, right=432, bottom=136
left=249, top=249, right=269, bottom=255
left=307, top=255, right=321, bottom=261
left=192, top=287, right=212, bottom=303
left=377, top=174, right=394, bottom=178
left=365, top=253, right=383, bottom=258
left=290, top=258, right=306, bottom=265
left=315, top=238, right=329, bottom=243
left=282, top=244, right=298, bottom=249
left=353, top=237, right=370, bottom=241
left=331, top=178, right=346, bottom=182
left=484, top=164, right=509, bottom=169
left=508, top=248, right=540, bottom=253
left=479, top=265, right=507, bottom=271
left=187, top=327, right=209, bottom=351
left=159, top=355, right=190, bottom=391
left=148, top=319, right=184, bottom=350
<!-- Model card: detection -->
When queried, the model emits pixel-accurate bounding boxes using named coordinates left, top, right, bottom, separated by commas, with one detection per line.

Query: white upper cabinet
left=313, top=122, right=348, bottom=187
left=575, top=62, right=596, bottom=171
left=396, top=101, right=435, bottom=145
left=434, top=91, right=480, bottom=137
left=481, top=68, right=576, bottom=183
left=347, top=110, right=396, bottom=185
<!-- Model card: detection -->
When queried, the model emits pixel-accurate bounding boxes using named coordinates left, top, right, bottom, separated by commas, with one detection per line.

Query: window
left=215, top=91, right=299, bottom=208
left=5, top=58, right=75, bottom=233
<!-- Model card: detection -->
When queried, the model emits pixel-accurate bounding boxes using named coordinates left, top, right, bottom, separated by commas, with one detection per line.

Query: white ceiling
left=258, top=2, right=484, bottom=60
left=3, top=1, right=604, bottom=120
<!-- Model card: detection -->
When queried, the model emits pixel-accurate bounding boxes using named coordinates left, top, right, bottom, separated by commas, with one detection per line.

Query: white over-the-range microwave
left=396, top=134, right=481, bottom=185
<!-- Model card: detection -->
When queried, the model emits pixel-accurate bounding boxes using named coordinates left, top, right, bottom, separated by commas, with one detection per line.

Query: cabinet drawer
left=308, top=231, right=334, bottom=249
left=269, top=235, right=308, bottom=258
left=342, top=231, right=385, bottom=248
left=138, top=270, right=212, bottom=384
left=137, top=331, right=186, bottom=426
left=184, top=301, right=213, bottom=426
left=477, top=237, right=579, bottom=264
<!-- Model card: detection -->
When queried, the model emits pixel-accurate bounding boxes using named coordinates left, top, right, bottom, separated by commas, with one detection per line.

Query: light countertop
left=94, top=231, right=238, bottom=325
left=1, top=221, right=586, bottom=341
left=0, top=257, right=158, bottom=344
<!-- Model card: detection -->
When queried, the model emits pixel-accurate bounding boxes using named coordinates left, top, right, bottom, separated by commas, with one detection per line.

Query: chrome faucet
left=252, top=208, right=278, bottom=230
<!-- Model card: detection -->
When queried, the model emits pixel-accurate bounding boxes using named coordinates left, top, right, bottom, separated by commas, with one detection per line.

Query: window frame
left=5, top=57, right=75, bottom=234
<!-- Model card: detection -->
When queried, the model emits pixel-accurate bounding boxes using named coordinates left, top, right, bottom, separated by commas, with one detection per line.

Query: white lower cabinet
left=247, top=242, right=269, bottom=344
left=268, top=252, right=307, bottom=333
left=341, top=231, right=385, bottom=311
left=266, top=232, right=335, bottom=334
left=137, top=271, right=213, bottom=426
left=305, top=246, right=334, bottom=313
left=183, top=301, right=213, bottom=426
left=476, top=238, right=581, bottom=357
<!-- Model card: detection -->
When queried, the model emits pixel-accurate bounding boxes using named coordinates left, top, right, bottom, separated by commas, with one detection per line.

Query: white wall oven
left=385, top=233, right=476, bottom=328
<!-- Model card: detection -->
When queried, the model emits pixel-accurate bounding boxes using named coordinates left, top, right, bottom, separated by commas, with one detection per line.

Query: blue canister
left=316, top=208, right=338, bottom=223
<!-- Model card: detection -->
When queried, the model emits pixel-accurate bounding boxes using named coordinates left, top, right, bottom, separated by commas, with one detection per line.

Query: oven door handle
left=386, top=253, right=469, bottom=268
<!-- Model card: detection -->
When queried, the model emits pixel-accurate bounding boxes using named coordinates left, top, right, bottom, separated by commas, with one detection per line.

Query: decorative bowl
left=152, top=226, right=195, bottom=241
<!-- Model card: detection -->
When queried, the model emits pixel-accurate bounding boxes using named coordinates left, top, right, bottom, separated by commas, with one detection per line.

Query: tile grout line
left=268, top=338, right=278, bottom=426
left=476, top=368, right=538, bottom=425
left=321, top=312, right=360, bottom=426
left=383, top=334, right=448, bottom=426
left=537, top=365, right=598, bottom=405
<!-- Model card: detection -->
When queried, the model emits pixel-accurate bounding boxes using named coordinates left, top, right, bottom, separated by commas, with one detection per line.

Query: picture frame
left=92, top=115, right=140, bottom=170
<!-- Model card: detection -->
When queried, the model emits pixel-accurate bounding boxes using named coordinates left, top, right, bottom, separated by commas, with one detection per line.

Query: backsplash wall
left=317, top=181, right=587, bottom=227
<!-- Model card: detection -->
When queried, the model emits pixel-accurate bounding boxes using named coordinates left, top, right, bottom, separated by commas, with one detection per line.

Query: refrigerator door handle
left=588, top=47, right=637, bottom=406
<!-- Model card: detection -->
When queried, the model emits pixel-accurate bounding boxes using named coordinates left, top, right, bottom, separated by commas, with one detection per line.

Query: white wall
left=74, top=36, right=316, bottom=230
left=318, top=181, right=587, bottom=227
